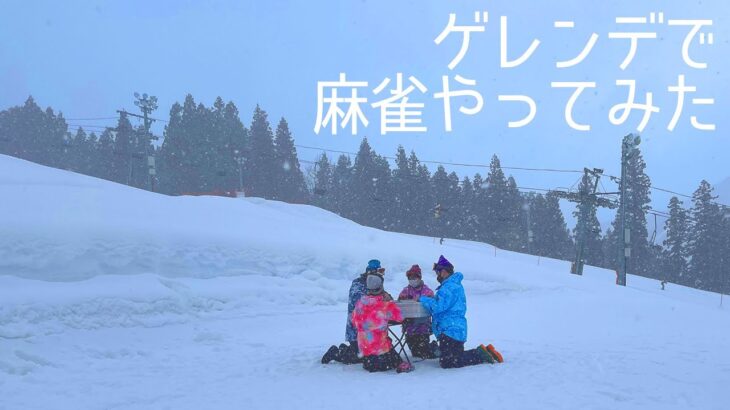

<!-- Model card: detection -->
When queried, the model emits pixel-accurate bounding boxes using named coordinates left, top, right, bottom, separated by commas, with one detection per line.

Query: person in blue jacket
left=419, top=255, right=504, bottom=368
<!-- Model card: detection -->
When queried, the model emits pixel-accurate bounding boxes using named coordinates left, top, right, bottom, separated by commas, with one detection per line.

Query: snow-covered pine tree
left=273, top=117, right=307, bottom=203
left=96, top=129, right=115, bottom=182
left=606, top=144, right=652, bottom=276
left=350, top=138, right=393, bottom=228
left=531, top=192, right=573, bottom=260
left=0, top=96, right=68, bottom=169
left=446, top=171, right=462, bottom=238
left=410, top=152, right=434, bottom=236
left=220, top=100, right=247, bottom=193
left=431, top=165, right=451, bottom=236
left=157, top=95, right=205, bottom=195
left=391, top=146, right=420, bottom=233
left=331, top=154, right=353, bottom=219
left=312, top=153, right=332, bottom=208
left=722, top=208, right=730, bottom=294
left=111, top=112, right=135, bottom=186
left=485, top=155, right=509, bottom=248
left=85, top=132, right=99, bottom=177
left=455, top=176, right=479, bottom=241
left=69, top=128, right=89, bottom=174
left=371, top=153, right=393, bottom=230
left=206, top=97, right=240, bottom=194
left=158, top=101, right=186, bottom=194
left=471, top=173, right=487, bottom=242
left=662, top=196, right=689, bottom=284
left=687, top=180, right=724, bottom=291
left=504, top=176, right=526, bottom=251
left=245, top=105, right=277, bottom=199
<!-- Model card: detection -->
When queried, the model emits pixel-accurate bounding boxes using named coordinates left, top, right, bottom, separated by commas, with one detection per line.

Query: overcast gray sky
left=1, top=0, right=728, bottom=227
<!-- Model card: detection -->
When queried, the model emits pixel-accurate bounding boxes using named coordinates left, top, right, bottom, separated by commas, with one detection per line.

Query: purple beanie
left=433, top=255, right=454, bottom=273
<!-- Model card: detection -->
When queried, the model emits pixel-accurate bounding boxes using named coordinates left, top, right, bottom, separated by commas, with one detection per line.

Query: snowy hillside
left=1, top=154, right=728, bottom=410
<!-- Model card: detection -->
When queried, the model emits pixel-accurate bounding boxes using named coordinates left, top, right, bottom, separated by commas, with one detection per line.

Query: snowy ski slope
left=0, top=154, right=728, bottom=410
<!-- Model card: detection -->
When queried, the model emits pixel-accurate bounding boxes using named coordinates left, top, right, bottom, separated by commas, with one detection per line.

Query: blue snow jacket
left=345, top=274, right=368, bottom=342
left=419, top=272, right=467, bottom=342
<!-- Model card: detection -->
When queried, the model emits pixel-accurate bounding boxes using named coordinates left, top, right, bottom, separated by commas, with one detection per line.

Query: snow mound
left=0, top=154, right=725, bottom=335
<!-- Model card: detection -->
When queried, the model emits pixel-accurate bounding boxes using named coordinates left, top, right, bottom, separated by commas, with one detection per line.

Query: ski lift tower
left=552, top=168, right=618, bottom=276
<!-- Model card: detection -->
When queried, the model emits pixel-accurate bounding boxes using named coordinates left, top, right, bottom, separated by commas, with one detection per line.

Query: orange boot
left=486, top=344, right=503, bottom=363
left=478, top=344, right=495, bottom=364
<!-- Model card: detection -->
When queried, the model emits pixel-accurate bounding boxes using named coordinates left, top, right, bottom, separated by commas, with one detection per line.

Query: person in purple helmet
left=419, top=255, right=504, bottom=368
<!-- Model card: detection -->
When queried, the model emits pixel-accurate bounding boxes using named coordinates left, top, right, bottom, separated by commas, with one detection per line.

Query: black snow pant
left=338, top=342, right=363, bottom=364
left=323, top=342, right=363, bottom=364
left=363, top=349, right=402, bottom=372
left=406, top=334, right=437, bottom=359
left=437, top=334, right=485, bottom=369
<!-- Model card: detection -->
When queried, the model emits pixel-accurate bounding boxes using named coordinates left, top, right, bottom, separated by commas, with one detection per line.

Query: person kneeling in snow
left=398, top=264, right=439, bottom=359
left=321, top=259, right=386, bottom=365
left=419, top=255, right=504, bottom=369
left=351, top=269, right=405, bottom=372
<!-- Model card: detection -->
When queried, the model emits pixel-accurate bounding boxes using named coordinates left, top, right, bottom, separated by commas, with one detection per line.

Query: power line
left=295, top=144, right=584, bottom=174
left=65, top=116, right=119, bottom=121
left=67, top=127, right=112, bottom=135
left=649, top=185, right=693, bottom=200
left=567, top=175, right=583, bottom=192
left=68, top=124, right=114, bottom=129
left=515, top=186, right=554, bottom=193
left=607, top=174, right=729, bottom=208
left=420, top=159, right=583, bottom=174
left=647, top=210, right=670, bottom=219
left=67, top=114, right=169, bottom=124
left=298, top=145, right=355, bottom=157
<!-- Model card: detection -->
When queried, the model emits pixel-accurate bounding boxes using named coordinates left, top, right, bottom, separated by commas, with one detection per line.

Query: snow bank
left=0, top=273, right=345, bottom=338
left=0, top=154, right=725, bottom=338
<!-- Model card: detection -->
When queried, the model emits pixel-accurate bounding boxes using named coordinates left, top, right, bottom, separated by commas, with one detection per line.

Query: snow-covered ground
left=1, top=154, right=728, bottom=410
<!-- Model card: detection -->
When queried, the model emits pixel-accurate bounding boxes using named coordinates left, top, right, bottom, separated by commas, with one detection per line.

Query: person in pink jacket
left=351, top=270, right=403, bottom=372
left=398, top=264, right=439, bottom=359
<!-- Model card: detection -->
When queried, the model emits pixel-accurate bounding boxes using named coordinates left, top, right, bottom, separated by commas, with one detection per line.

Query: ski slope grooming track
left=0, top=154, right=728, bottom=410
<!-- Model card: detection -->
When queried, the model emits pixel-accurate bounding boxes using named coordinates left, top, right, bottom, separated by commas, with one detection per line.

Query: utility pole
left=617, top=133, right=641, bottom=286
left=433, top=203, right=447, bottom=244
left=553, top=168, right=618, bottom=275
left=118, top=92, right=159, bottom=192
left=524, top=201, right=533, bottom=255
left=234, top=149, right=245, bottom=195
